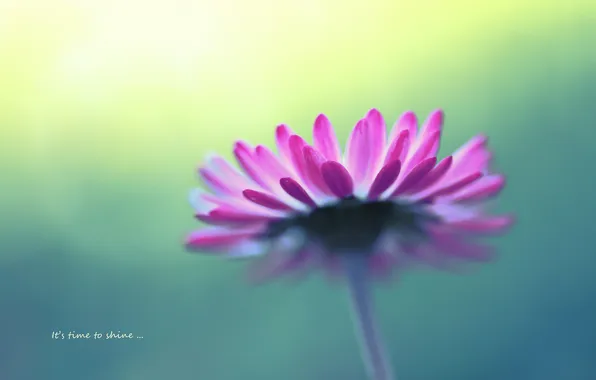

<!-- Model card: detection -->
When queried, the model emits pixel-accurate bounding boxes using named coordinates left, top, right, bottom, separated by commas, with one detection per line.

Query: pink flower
left=186, top=108, right=513, bottom=380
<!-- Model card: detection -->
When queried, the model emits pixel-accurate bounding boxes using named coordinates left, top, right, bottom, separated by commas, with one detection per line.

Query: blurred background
left=1, top=0, right=596, bottom=379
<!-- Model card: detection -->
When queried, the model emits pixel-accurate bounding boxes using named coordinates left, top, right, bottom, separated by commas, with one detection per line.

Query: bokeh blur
left=2, top=0, right=596, bottom=379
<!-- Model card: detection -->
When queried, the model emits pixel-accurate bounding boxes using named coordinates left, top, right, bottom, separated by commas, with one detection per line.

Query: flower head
left=186, top=109, right=513, bottom=282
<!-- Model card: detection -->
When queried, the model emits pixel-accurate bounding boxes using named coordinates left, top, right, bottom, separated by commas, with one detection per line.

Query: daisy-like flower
left=186, top=109, right=513, bottom=380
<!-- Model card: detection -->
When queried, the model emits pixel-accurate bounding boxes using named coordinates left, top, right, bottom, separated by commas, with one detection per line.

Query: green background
left=1, top=1, right=595, bottom=379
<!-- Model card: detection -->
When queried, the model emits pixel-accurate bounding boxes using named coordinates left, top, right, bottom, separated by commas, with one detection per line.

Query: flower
left=186, top=108, right=513, bottom=280
left=185, top=108, right=513, bottom=380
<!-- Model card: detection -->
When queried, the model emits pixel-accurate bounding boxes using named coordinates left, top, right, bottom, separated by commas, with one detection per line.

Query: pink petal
left=196, top=207, right=276, bottom=226
left=344, top=118, right=370, bottom=185
left=280, top=177, right=317, bottom=208
left=200, top=192, right=285, bottom=217
left=391, top=157, right=437, bottom=196
left=407, top=156, right=453, bottom=194
left=383, top=130, right=410, bottom=166
left=364, top=108, right=387, bottom=176
left=204, top=155, right=255, bottom=192
left=428, top=228, right=494, bottom=261
left=198, top=168, right=235, bottom=196
left=449, top=175, right=506, bottom=202
left=303, top=146, right=333, bottom=195
left=388, top=111, right=417, bottom=143
left=418, top=109, right=443, bottom=156
left=243, top=189, right=295, bottom=211
left=448, top=215, right=514, bottom=234
left=287, top=135, right=311, bottom=186
left=186, top=228, right=259, bottom=250
left=275, top=124, right=295, bottom=165
left=367, top=160, right=402, bottom=200
left=448, top=135, right=491, bottom=178
left=233, top=142, right=271, bottom=191
left=249, top=250, right=313, bottom=283
left=255, top=145, right=293, bottom=179
left=313, top=114, right=341, bottom=162
left=402, top=131, right=440, bottom=175
left=420, top=172, right=483, bottom=201
left=321, top=161, right=354, bottom=198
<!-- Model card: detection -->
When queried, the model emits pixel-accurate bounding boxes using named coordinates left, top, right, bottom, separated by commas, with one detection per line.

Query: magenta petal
left=408, top=155, right=453, bottom=194
left=429, top=228, right=494, bottom=261
left=288, top=135, right=310, bottom=184
left=275, top=124, right=295, bottom=165
left=280, top=177, right=317, bottom=208
left=234, top=142, right=271, bottom=190
left=449, top=215, right=514, bottom=234
left=402, top=131, right=440, bottom=176
left=198, top=168, right=235, bottom=196
left=344, top=119, right=370, bottom=185
left=205, top=155, right=254, bottom=189
left=313, top=114, right=341, bottom=162
left=421, top=172, right=483, bottom=201
left=419, top=110, right=443, bottom=157
left=450, top=175, right=505, bottom=202
left=388, top=111, right=417, bottom=143
left=367, top=160, right=402, bottom=200
left=255, top=145, right=292, bottom=179
left=186, top=228, right=257, bottom=250
left=364, top=108, right=387, bottom=173
left=449, top=135, right=490, bottom=178
left=303, top=146, right=332, bottom=194
left=383, top=130, right=410, bottom=166
left=391, top=157, right=437, bottom=196
left=321, top=161, right=354, bottom=198
left=248, top=250, right=313, bottom=283
left=418, top=110, right=443, bottom=141
left=196, top=207, right=276, bottom=226
left=243, top=189, right=295, bottom=211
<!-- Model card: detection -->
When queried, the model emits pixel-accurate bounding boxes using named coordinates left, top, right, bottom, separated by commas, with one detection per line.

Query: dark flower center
left=259, top=196, right=440, bottom=254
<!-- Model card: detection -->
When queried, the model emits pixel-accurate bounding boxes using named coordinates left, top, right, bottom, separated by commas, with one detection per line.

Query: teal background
left=1, top=1, right=595, bottom=379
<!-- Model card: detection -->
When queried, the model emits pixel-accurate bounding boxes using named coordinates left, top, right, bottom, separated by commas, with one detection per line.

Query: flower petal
left=428, top=228, right=494, bottom=261
left=196, top=207, right=277, bottom=226
left=364, top=108, right=387, bottom=176
left=344, top=118, right=370, bottom=185
left=407, top=155, right=453, bottom=194
left=243, top=189, right=295, bottom=211
left=390, top=157, right=437, bottom=196
left=233, top=141, right=271, bottom=191
left=279, top=177, right=317, bottom=208
left=321, top=161, right=354, bottom=198
left=303, top=146, right=333, bottom=195
left=287, top=134, right=310, bottom=183
left=383, top=130, right=410, bottom=166
left=255, top=145, right=293, bottom=180
left=198, top=168, right=235, bottom=196
left=388, top=111, right=417, bottom=144
left=402, top=130, right=440, bottom=176
left=203, top=155, right=255, bottom=192
left=313, top=114, right=341, bottom=162
left=249, top=249, right=313, bottom=283
left=186, top=227, right=261, bottom=251
left=420, top=172, right=483, bottom=201
left=275, top=124, right=295, bottom=165
left=448, top=215, right=514, bottom=234
left=417, top=109, right=443, bottom=157
left=447, top=135, right=491, bottom=179
left=367, top=160, right=402, bottom=200
left=448, top=175, right=506, bottom=202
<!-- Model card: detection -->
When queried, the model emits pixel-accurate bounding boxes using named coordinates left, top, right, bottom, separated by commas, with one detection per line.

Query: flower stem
left=344, top=255, right=395, bottom=380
